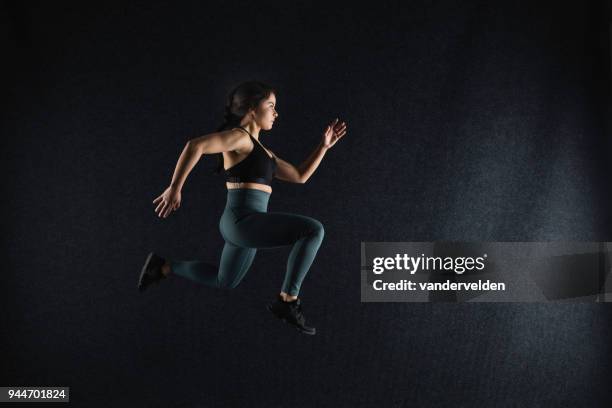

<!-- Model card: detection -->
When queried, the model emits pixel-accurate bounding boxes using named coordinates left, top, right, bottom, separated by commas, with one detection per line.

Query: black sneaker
left=267, top=296, right=316, bottom=335
left=138, top=251, right=167, bottom=292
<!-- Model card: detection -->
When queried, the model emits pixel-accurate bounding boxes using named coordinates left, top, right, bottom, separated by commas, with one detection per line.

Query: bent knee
left=308, top=219, right=325, bottom=238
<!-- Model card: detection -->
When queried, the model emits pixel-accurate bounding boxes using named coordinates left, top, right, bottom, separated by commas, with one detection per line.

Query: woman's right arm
left=168, top=128, right=247, bottom=191
left=153, top=129, right=247, bottom=218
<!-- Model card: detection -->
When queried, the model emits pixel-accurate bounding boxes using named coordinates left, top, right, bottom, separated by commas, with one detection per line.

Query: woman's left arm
left=274, top=118, right=347, bottom=184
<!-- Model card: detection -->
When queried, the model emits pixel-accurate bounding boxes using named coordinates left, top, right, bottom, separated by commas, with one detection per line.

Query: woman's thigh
left=222, top=210, right=324, bottom=249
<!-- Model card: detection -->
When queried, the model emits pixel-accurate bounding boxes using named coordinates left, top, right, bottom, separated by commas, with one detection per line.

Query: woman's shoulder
left=223, top=127, right=252, bottom=154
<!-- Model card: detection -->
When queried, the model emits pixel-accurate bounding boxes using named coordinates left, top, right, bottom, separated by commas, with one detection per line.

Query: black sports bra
left=224, top=127, right=277, bottom=186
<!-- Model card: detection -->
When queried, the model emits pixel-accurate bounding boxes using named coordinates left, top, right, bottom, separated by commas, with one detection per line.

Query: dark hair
left=214, top=81, right=276, bottom=174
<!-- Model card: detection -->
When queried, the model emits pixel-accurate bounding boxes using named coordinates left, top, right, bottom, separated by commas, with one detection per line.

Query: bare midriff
left=226, top=182, right=272, bottom=194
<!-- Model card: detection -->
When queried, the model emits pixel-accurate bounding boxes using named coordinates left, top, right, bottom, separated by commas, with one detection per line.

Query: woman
left=138, top=81, right=347, bottom=335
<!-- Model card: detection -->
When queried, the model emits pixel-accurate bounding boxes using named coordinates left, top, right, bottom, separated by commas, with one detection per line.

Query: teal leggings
left=169, top=188, right=324, bottom=296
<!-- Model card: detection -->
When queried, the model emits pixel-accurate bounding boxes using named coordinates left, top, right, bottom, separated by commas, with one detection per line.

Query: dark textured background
left=2, top=1, right=612, bottom=406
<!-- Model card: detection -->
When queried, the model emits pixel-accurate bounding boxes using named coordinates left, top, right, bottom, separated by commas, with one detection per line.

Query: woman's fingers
left=165, top=202, right=176, bottom=217
left=155, top=200, right=165, bottom=214
left=158, top=201, right=168, bottom=217
left=155, top=200, right=168, bottom=213
left=334, top=127, right=347, bottom=137
left=154, top=188, right=181, bottom=218
left=333, top=124, right=347, bottom=136
left=327, top=118, right=348, bottom=134
left=162, top=202, right=173, bottom=218
left=334, top=122, right=347, bottom=131
left=153, top=187, right=181, bottom=218
left=330, top=129, right=347, bottom=146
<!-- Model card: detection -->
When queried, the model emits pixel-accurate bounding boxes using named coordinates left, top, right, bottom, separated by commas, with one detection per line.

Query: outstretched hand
left=153, top=186, right=182, bottom=218
left=322, top=118, right=348, bottom=150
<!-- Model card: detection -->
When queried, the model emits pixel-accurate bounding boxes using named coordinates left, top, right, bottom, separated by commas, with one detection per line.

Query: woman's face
left=251, top=93, right=278, bottom=131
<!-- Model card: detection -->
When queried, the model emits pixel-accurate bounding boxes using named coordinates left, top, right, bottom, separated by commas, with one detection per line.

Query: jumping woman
left=138, top=81, right=347, bottom=335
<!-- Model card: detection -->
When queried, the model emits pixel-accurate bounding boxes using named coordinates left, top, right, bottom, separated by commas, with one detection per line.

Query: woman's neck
left=239, top=122, right=261, bottom=139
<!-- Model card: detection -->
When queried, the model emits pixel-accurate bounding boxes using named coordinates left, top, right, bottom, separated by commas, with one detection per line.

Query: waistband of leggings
left=225, top=188, right=270, bottom=210
left=226, top=188, right=271, bottom=196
